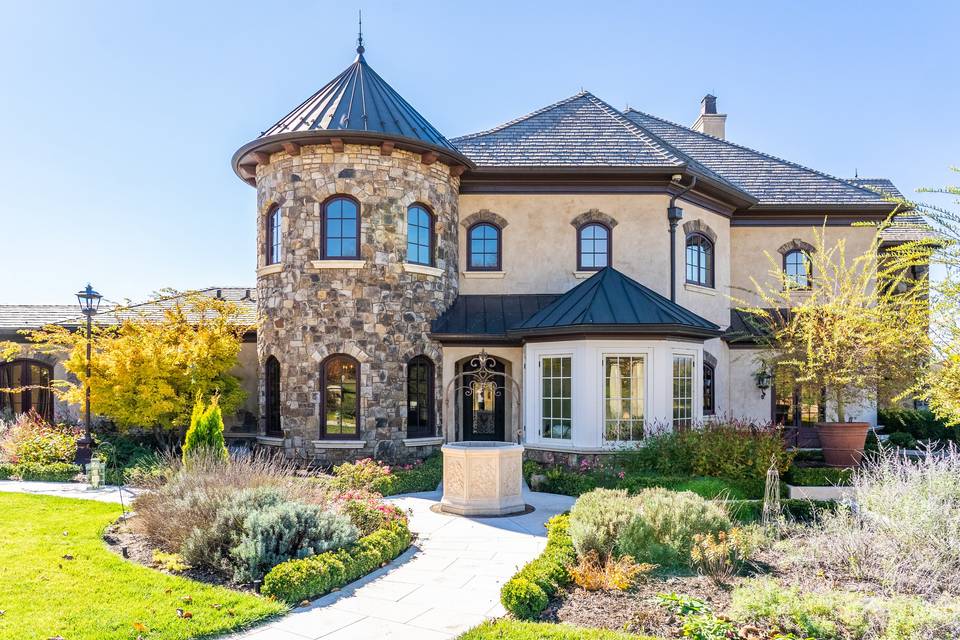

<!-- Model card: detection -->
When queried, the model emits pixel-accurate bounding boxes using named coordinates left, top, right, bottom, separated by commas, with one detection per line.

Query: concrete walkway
left=229, top=489, right=575, bottom=640
left=0, top=479, right=137, bottom=503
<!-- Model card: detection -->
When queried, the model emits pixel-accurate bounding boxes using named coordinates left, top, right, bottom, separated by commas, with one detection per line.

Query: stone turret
left=232, top=44, right=471, bottom=463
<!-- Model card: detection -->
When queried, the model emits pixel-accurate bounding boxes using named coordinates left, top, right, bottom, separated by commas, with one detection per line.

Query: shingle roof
left=0, top=305, right=86, bottom=333
left=431, top=295, right=559, bottom=342
left=621, top=109, right=890, bottom=208
left=848, top=178, right=934, bottom=244
left=260, top=51, right=459, bottom=155
left=512, top=267, right=720, bottom=338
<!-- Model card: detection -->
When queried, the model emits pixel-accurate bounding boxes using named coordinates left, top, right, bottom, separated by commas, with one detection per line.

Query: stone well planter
left=440, top=442, right=525, bottom=516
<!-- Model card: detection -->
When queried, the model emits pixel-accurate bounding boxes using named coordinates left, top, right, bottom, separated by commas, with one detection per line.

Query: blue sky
left=2, top=0, right=957, bottom=304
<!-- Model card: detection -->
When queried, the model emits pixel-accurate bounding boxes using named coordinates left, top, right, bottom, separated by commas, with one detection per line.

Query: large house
left=2, top=42, right=920, bottom=465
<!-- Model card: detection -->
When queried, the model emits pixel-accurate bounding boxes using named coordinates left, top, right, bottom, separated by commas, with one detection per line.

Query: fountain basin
left=440, top=442, right=525, bottom=516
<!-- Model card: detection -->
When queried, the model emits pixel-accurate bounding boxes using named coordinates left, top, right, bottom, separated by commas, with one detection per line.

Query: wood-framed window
left=0, top=359, right=53, bottom=422
left=265, top=205, right=282, bottom=265
left=703, top=362, right=715, bottom=416
left=783, top=249, right=812, bottom=289
left=320, top=354, right=360, bottom=439
left=406, top=356, right=435, bottom=438
left=685, top=233, right=714, bottom=287
left=264, top=356, right=282, bottom=437
left=540, top=355, right=572, bottom=440
left=321, top=195, right=360, bottom=259
left=467, top=222, right=501, bottom=271
left=406, top=204, right=435, bottom=266
left=577, top=222, right=611, bottom=270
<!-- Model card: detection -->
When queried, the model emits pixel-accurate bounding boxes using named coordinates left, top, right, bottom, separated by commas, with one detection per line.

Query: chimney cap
left=701, top=94, right=718, bottom=115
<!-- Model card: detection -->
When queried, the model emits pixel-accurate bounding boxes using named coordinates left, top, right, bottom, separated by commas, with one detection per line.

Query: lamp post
left=75, top=283, right=102, bottom=466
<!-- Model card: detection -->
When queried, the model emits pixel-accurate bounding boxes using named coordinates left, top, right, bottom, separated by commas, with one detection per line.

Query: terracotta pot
left=815, top=422, right=869, bottom=468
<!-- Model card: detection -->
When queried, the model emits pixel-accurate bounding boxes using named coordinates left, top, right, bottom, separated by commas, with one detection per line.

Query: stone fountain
left=440, top=441, right=525, bottom=516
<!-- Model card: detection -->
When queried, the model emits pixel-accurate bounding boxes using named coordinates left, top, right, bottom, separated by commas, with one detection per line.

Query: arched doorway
left=444, top=350, right=521, bottom=443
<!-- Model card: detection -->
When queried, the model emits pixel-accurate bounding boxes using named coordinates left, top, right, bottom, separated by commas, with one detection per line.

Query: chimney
left=692, top=94, right=726, bottom=139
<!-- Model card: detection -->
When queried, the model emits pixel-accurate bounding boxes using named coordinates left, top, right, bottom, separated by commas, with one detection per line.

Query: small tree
left=182, top=395, right=228, bottom=462
left=1, top=291, right=249, bottom=445
left=738, top=225, right=929, bottom=423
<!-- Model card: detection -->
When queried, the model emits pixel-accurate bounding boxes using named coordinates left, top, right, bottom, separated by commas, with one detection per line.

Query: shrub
left=152, top=550, right=190, bottom=572
left=93, top=431, right=159, bottom=485
left=261, top=521, right=411, bottom=603
left=0, top=462, right=13, bottom=479
left=886, top=431, right=919, bottom=449
left=615, top=489, right=732, bottom=568
left=795, top=445, right=960, bottom=597
left=724, top=498, right=835, bottom=523
left=878, top=408, right=955, bottom=443
left=14, top=461, right=82, bottom=482
left=370, top=455, right=442, bottom=495
left=569, top=550, right=653, bottom=591
left=689, top=526, right=763, bottom=585
left=0, top=412, right=79, bottom=465
left=731, top=577, right=960, bottom=640
left=568, top=489, right=635, bottom=560
left=230, top=500, right=357, bottom=583
left=500, top=514, right=574, bottom=619
left=337, top=493, right=407, bottom=536
left=182, top=396, right=228, bottom=463
left=501, top=579, right=548, bottom=620
left=785, top=467, right=853, bottom=486
left=332, top=457, right=392, bottom=490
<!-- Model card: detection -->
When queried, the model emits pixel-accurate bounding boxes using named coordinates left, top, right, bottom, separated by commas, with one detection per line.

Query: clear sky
left=2, top=0, right=957, bottom=305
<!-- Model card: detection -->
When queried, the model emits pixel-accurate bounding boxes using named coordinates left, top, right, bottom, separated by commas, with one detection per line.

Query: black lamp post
left=75, top=283, right=102, bottom=466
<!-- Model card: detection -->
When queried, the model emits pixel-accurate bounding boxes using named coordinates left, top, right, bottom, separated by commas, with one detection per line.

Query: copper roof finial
left=356, top=10, right=365, bottom=55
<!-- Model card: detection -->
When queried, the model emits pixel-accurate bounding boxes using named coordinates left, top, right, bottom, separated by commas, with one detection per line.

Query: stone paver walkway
left=229, top=489, right=575, bottom=640
left=0, top=479, right=136, bottom=503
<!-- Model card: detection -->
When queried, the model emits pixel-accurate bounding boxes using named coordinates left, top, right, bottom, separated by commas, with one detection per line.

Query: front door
left=461, top=357, right=506, bottom=441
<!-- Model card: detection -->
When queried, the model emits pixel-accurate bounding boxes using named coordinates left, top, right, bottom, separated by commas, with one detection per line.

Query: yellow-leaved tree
left=3, top=291, right=250, bottom=445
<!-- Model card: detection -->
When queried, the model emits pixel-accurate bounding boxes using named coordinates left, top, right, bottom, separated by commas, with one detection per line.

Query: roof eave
left=507, top=323, right=722, bottom=340
left=232, top=130, right=475, bottom=186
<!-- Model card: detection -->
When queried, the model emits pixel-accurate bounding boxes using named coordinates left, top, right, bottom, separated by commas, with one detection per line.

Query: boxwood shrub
left=501, top=514, right=574, bottom=619
left=0, top=462, right=82, bottom=482
left=785, top=466, right=852, bottom=487
left=723, top=498, right=837, bottom=523
left=261, top=521, right=411, bottom=603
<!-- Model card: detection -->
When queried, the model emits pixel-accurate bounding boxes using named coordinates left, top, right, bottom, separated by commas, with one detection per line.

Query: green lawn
left=0, top=493, right=285, bottom=640
left=459, top=620, right=660, bottom=639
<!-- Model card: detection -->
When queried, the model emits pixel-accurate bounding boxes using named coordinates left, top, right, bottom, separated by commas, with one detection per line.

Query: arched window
left=467, top=222, right=501, bottom=271
left=577, top=223, right=610, bottom=270
left=265, top=206, right=282, bottom=266
left=703, top=362, right=715, bottom=416
left=406, top=204, right=434, bottom=266
left=685, top=233, right=714, bottom=287
left=0, top=359, right=53, bottom=422
left=320, top=354, right=359, bottom=438
left=784, top=249, right=812, bottom=289
left=264, top=356, right=281, bottom=437
left=406, top=356, right=435, bottom=438
left=322, top=196, right=360, bottom=259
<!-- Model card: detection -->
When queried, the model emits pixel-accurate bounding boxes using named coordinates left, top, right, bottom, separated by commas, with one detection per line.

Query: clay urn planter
left=815, top=422, right=870, bottom=467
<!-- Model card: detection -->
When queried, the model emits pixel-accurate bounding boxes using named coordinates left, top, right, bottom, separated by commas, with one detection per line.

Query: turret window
left=406, top=356, right=435, bottom=438
left=577, top=223, right=610, bottom=270
left=322, top=196, right=360, bottom=259
left=266, top=206, right=282, bottom=265
left=407, top=204, right=434, bottom=266
left=320, top=354, right=360, bottom=438
left=467, top=223, right=501, bottom=271
left=264, top=356, right=282, bottom=437
left=685, top=233, right=714, bottom=287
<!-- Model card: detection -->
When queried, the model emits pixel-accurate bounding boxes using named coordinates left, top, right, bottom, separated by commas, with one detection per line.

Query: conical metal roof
left=261, top=51, right=460, bottom=154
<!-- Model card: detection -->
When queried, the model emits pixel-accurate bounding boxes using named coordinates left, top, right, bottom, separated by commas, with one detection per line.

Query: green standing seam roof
left=511, top=267, right=720, bottom=338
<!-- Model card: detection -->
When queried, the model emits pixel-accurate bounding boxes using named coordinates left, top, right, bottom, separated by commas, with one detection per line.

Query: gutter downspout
left=667, top=175, right=697, bottom=302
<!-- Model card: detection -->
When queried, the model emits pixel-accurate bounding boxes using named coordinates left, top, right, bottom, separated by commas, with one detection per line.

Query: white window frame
left=598, top=349, right=652, bottom=446
left=671, top=349, right=699, bottom=430
left=538, top=353, right=573, bottom=441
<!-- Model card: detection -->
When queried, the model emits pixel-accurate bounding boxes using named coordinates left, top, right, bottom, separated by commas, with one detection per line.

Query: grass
left=0, top=493, right=285, bottom=640
left=458, top=620, right=660, bottom=639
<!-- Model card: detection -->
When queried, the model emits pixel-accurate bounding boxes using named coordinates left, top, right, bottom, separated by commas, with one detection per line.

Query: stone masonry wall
left=254, top=143, right=459, bottom=465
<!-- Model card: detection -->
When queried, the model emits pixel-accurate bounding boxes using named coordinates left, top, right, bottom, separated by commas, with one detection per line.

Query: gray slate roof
left=622, top=109, right=889, bottom=207
left=848, top=178, right=934, bottom=244
left=260, top=52, right=459, bottom=154
left=513, top=267, right=720, bottom=338
left=450, top=91, right=892, bottom=208
left=0, top=305, right=85, bottom=333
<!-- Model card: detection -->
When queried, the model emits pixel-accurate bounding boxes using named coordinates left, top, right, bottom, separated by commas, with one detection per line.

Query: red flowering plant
left=331, top=488, right=408, bottom=536
left=0, top=411, right=81, bottom=465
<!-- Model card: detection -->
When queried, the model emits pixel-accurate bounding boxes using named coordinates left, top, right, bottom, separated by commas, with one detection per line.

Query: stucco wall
left=457, top=194, right=731, bottom=327
left=728, top=347, right=770, bottom=422
left=730, top=224, right=877, bottom=307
